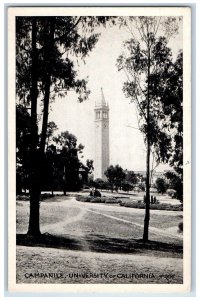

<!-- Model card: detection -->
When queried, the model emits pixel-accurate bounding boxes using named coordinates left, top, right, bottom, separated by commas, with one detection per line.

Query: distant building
left=136, top=170, right=170, bottom=186
left=94, top=88, right=109, bottom=180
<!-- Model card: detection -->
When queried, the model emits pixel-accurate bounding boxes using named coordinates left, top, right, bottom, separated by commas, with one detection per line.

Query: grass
left=16, top=233, right=182, bottom=257
left=102, top=210, right=183, bottom=231
left=76, top=195, right=122, bottom=203
left=120, top=201, right=183, bottom=211
left=76, top=195, right=183, bottom=211
left=16, top=196, right=183, bottom=284
left=16, top=246, right=183, bottom=284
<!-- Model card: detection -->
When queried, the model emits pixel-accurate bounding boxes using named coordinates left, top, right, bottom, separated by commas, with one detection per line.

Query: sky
left=48, top=18, right=183, bottom=172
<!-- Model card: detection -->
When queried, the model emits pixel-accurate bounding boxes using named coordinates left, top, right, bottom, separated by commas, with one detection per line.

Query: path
left=16, top=196, right=183, bottom=284
left=41, top=197, right=183, bottom=241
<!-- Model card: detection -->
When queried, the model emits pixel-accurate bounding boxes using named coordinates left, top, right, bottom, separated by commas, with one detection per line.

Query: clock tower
left=94, top=88, right=109, bottom=180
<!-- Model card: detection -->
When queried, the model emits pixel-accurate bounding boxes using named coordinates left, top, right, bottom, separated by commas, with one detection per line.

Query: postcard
left=7, top=6, right=191, bottom=294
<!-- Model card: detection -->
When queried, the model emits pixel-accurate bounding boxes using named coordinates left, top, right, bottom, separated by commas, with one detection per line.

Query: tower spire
left=101, top=87, right=106, bottom=105
left=95, top=87, right=108, bottom=107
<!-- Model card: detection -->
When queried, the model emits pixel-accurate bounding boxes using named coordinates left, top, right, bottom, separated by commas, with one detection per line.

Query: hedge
left=76, top=195, right=121, bottom=204
left=120, top=201, right=183, bottom=211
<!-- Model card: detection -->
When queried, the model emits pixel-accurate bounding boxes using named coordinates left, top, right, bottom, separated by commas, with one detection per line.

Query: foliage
left=104, top=165, right=126, bottom=192
left=117, top=23, right=181, bottom=165
left=46, top=121, right=58, bottom=146
left=155, top=177, right=168, bottom=194
left=16, top=16, right=114, bottom=235
left=116, top=16, right=182, bottom=242
left=93, top=178, right=107, bottom=190
left=121, top=171, right=138, bottom=192
left=85, top=159, right=94, bottom=174
left=165, top=171, right=183, bottom=201
left=52, top=131, right=84, bottom=192
left=76, top=195, right=121, bottom=204
left=178, top=222, right=183, bottom=233
left=16, top=104, right=32, bottom=194
left=120, top=201, right=183, bottom=211
left=125, top=171, right=138, bottom=185
left=121, top=182, right=133, bottom=192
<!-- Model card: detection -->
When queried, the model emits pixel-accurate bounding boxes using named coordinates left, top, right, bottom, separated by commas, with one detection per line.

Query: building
left=94, top=88, right=109, bottom=180
left=136, top=170, right=170, bottom=186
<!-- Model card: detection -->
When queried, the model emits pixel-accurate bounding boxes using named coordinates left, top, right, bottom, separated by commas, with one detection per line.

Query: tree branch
left=54, top=16, right=82, bottom=44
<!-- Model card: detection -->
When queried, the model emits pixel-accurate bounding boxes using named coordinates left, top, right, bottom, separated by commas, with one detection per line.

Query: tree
left=121, top=171, right=138, bottom=192
left=138, top=183, right=145, bottom=192
left=121, top=182, right=133, bottom=192
left=93, top=178, right=106, bottom=190
left=16, top=104, right=32, bottom=194
left=165, top=171, right=183, bottom=201
left=85, top=159, right=94, bottom=174
left=155, top=177, right=168, bottom=194
left=53, top=131, right=84, bottom=193
left=81, top=159, right=94, bottom=185
left=46, top=121, right=58, bottom=146
left=125, top=171, right=138, bottom=185
left=117, top=17, right=181, bottom=242
left=104, top=165, right=126, bottom=192
left=16, top=16, right=114, bottom=235
left=43, top=144, right=58, bottom=195
left=161, top=52, right=183, bottom=201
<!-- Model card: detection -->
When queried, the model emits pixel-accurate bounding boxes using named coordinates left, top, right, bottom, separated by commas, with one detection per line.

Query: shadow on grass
left=16, top=233, right=183, bottom=257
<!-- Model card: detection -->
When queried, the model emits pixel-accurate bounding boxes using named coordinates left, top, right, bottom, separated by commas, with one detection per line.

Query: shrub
left=120, top=201, right=183, bottom=211
left=76, top=195, right=91, bottom=202
left=178, top=222, right=183, bottom=233
left=76, top=195, right=121, bottom=204
left=105, top=198, right=121, bottom=204
left=40, top=193, right=55, bottom=200
left=16, top=195, right=29, bottom=201
left=90, top=197, right=103, bottom=203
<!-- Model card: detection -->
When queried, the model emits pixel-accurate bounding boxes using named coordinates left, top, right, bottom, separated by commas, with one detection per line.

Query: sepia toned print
left=8, top=6, right=191, bottom=293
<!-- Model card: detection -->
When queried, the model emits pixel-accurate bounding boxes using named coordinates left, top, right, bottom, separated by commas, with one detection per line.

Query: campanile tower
left=94, top=88, right=109, bottom=180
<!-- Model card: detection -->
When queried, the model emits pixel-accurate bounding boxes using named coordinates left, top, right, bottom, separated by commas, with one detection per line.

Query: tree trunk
left=39, top=18, right=55, bottom=204
left=143, top=142, right=150, bottom=242
left=28, top=18, right=41, bottom=236
left=28, top=180, right=41, bottom=235
left=143, top=48, right=151, bottom=243
left=40, top=18, right=55, bottom=154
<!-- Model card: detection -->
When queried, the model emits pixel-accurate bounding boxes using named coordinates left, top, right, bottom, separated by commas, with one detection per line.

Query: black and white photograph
left=8, top=6, right=191, bottom=293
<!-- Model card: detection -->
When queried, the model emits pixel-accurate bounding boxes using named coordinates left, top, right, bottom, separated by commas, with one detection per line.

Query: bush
left=16, top=195, right=29, bottom=201
left=90, top=197, right=103, bottom=203
left=76, top=195, right=121, bottom=204
left=122, top=182, right=133, bottom=192
left=178, top=222, right=183, bottom=233
left=120, top=201, right=183, bottom=211
left=40, top=193, right=55, bottom=200
left=76, top=195, right=91, bottom=202
left=105, top=198, right=121, bottom=204
left=75, top=195, right=183, bottom=211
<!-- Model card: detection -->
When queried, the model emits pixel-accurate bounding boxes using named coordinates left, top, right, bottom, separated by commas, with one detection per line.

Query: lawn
left=16, top=195, right=183, bottom=284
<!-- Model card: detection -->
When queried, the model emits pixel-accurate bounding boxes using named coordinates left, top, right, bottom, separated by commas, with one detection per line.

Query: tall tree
left=125, top=171, right=138, bottom=186
left=16, top=104, right=32, bottom=194
left=53, top=131, right=84, bottom=194
left=16, top=16, right=113, bottom=235
left=117, top=17, right=181, bottom=242
left=155, top=177, right=168, bottom=194
left=104, top=165, right=126, bottom=192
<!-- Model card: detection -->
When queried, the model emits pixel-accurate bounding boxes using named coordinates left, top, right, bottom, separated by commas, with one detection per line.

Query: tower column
left=94, top=89, right=109, bottom=180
